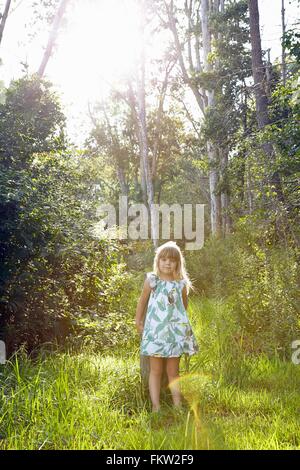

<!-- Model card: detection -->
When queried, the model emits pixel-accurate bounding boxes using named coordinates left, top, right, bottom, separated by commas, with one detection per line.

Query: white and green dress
left=141, top=272, right=199, bottom=358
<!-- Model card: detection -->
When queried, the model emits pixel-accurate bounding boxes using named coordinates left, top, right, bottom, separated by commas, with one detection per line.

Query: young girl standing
left=135, top=241, right=198, bottom=412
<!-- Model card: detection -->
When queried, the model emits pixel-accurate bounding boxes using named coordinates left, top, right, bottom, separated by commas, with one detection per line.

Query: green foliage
left=192, top=70, right=219, bottom=92
left=186, top=219, right=300, bottom=358
left=86, top=97, right=190, bottom=205
left=226, top=64, right=299, bottom=269
left=0, top=74, right=134, bottom=354
left=269, top=76, right=300, bottom=176
left=1, top=320, right=300, bottom=450
left=201, top=0, right=252, bottom=149
left=0, top=75, right=67, bottom=167
left=0, top=150, right=131, bottom=353
left=210, top=0, right=250, bottom=76
left=201, top=102, right=239, bottom=147
left=283, top=25, right=300, bottom=63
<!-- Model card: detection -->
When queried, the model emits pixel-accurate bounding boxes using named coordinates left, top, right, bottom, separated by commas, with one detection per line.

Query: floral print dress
left=140, top=272, right=199, bottom=358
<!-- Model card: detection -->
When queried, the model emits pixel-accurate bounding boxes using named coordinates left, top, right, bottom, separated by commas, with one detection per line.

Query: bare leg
left=149, top=357, right=164, bottom=412
left=166, top=357, right=181, bottom=407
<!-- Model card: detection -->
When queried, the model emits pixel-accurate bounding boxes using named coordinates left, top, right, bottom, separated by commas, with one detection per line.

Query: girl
left=135, top=241, right=198, bottom=412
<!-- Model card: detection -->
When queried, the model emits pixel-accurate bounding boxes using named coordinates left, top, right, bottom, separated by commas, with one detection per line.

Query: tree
left=248, top=0, right=270, bottom=130
left=281, top=0, right=287, bottom=86
left=87, top=98, right=131, bottom=198
left=164, top=0, right=219, bottom=235
left=0, top=75, right=67, bottom=168
left=87, top=2, right=179, bottom=246
left=206, top=0, right=251, bottom=232
left=0, top=150, right=130, bottom=354
left=37, top=0, right=70, bottom=77
left=86, top=87, right=188, bottom=211
left=248, top=0, right=286, bottom=205
left=162, top=0, right=252, bottom=235
left=0, top=0, right=11, bottom=47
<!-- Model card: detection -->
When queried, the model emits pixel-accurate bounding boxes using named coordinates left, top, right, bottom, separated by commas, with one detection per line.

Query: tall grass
left=0, top=297, right=299, bottom=450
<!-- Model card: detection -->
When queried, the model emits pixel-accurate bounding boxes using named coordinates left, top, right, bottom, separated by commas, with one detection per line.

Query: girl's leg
left=149, top=357, right=164, bottom=412
left=166, top=357, right=181, bottom=407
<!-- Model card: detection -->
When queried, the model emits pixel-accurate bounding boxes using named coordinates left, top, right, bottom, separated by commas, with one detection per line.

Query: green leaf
left=157, top=300, right=166, bottom=311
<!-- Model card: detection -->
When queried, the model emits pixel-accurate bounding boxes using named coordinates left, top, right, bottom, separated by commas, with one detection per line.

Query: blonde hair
left=153, top=241, right=193, bottom=293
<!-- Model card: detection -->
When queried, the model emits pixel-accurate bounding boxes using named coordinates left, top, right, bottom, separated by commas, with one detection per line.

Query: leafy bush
left=0, top=151, right=131, bottom=354
left=0, top=75, right=67, bottom=167
left=185, top=215, right=300, bottom=358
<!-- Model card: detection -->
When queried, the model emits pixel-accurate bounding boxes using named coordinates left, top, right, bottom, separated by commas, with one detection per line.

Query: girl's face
left=158, top=255, right=177, bottom=276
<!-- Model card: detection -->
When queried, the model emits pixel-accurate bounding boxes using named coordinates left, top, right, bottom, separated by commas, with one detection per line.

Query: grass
left=0, top=297, right=299, bottom=450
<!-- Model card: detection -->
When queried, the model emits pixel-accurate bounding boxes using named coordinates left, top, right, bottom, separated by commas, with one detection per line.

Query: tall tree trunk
left=265, top=48, right=273, bottom=97
left=245, top=155, right=254, bottom=214
left=37, top=0, right=69, bottom=77
left=248, top=0, right=270, bottom=130
left=220, top=148, right=231, bottom=236
left=248, top=0, right=286, bottom=212
left=281, top=0, right=287, bottom=86
left=151, top=59, right=176, bottom=179
left=201, top=0, right=222, bottom=237
left=0, top=0, right=11, bottom=47
left=127, top=81, right=148, bottom=204
left=166, top=0, right=222, bottom=236
left=216, top=0, right=229, bottom=237
left=116, top=167, right=128, bottom=197
left=166, top=1, right=205, bottom=113
left=137, top=0, right=158, bottom=247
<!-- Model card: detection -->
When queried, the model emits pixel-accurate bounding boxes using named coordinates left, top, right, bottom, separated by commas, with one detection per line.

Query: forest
left=0, top=0, right=299, bottom=451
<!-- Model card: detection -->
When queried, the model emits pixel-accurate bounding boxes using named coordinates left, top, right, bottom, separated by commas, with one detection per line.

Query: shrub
left=185, top=215, right=300, bottom=358
left=0, top=152, right=131, bottom=354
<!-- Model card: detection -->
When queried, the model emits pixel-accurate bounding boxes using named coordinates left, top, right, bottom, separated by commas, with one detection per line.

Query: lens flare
left=168, top=372, right=213, bottom=449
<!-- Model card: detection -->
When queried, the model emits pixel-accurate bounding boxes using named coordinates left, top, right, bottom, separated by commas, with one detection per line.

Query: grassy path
left=0, top=298, right=299, bottom=450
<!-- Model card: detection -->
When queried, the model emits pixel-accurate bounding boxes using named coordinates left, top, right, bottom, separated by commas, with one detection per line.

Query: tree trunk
left=248, top=0, right=285, bottom=203
left=37, top=0, right=69, bottom=77
left=151, top=59, right=176, bottom=179
left=137, top=0, right=158, bottom=247
left=201, top=0, right=222, bottom=237
left=0, top=0, right=11, bottom=47
left=281, top=0, right=287, bottom=86
left=207, top=144, right=221, bottom=235
left=116, top=166, right=128, bottom=197
left=245, top=156, right=254, bottom=214
left=166, top=0, right=222, bottom=237
left=127, top=81, right=148, bottom=205
left=248, top=0, right=270, bottom=130
left=220, top=148, right=231, bottom=236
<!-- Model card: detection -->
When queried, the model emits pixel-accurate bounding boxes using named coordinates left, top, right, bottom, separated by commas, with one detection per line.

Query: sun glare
left=49, top=0, right=142, bottom=103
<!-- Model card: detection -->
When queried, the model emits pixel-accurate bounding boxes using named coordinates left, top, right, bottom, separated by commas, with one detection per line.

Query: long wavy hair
left=153, top=241, right=193, bottom=293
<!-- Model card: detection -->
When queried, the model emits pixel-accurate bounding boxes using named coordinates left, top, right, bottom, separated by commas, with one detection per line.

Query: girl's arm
left=182, top=285, right=188, bottom=310
left=135, top=279, right=151, bottom=333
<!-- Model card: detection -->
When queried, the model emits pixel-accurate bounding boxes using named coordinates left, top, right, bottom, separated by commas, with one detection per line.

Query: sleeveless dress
left=140, top=272, right=199, bottom=358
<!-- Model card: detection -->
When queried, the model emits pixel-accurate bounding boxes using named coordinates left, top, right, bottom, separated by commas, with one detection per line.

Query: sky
left=0, top=0, right=299, bottom=146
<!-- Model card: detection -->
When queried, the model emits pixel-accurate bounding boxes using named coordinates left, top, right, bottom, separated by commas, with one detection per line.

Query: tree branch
left=0, top=0, right=12, bottom=47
